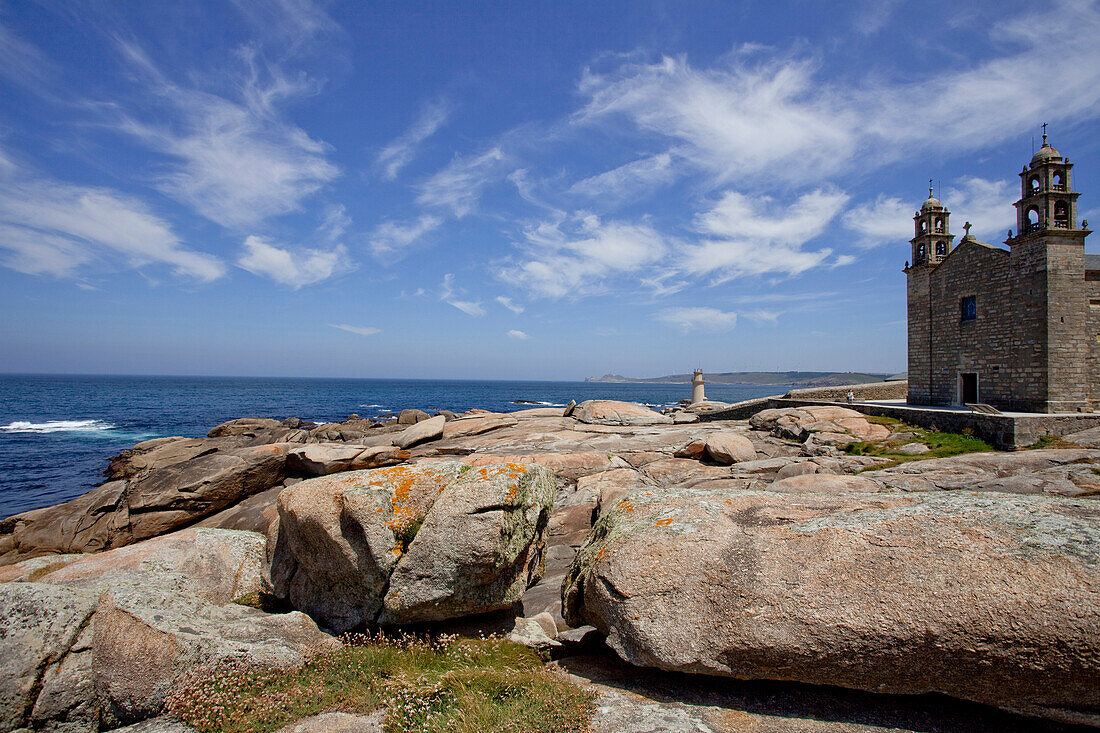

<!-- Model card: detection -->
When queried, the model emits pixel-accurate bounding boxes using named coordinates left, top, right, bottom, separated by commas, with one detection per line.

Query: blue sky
left=2, top=0, right=1099, bottom=380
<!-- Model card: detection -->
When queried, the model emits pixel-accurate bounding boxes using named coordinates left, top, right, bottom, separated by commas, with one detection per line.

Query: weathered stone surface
left=442, top=415, right=518, bottom=439
left=703, top=433, right=756, bottom=464
left=766, top=473, right=883, bottom=494
left=274, top=712, right=384, bottom=733
left=872, top=448, right=1100, bottom=497
left=564, top=488, right=1100, bottom=724
left=392, top=415, right=446, bottom=449
left=286, top=444, right=409, bottom=476
left=507, top=613, right=560, bottom=649
left=271, top=462, right=554, bottom=631
left=0, top=582, right=99, bottom=732
left=398, top=409, right=430, bottom=425
left=573, top=401, right=673, bottom=426
left=207, top=418, right=283, bottom=438
left=457, top=452, right=622, bottom=482
left=750, top=406, right=889, bottom=445
left=0, top=528, right=332, bottom=730
left=379, top=463, right=555, bottom=624
left=193, top=484, right=283, bottom=534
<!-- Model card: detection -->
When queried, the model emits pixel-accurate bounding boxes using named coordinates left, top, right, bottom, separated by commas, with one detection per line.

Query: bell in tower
left=909, top=181, right=954, bottom=267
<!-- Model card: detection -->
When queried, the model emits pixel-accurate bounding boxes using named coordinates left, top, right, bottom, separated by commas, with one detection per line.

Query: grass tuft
left=845, top=422, right=993, bottom=471
left=165, top=633, right=594, bottom=733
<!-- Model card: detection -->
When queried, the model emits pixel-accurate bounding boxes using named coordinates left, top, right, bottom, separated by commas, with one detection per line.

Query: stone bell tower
left=1005, top=130, right=1092, bottom=412
left=906, top=185, right=954, bottom=405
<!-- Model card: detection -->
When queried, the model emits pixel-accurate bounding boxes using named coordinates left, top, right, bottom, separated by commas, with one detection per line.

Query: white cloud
left=0, top=16, right=54, bottom=91
left=496, top=296, right=525, bottom=314
left=683, top=188, right=848, bottom=279
left=319, top=204, right=351, bottom=242
left=743, top=309, right=780, bottom=323
left=331, top=323, right=380, bottom=336
left=229, top=0, right=339, bottom=46
left=376, top=99, right=451, bottom=180
left=417, top=147, right=505, bottom=217
left=0, top=179, right=224, bottom=281
left=575, top=5, right=1100, bottom=183
left=844, top=177, right=1016, bottom=249
left=506, top=329, right=530, bottom=340
left=441, top=273, right=485, bottom=316
left=578, top=54, right=856, bottom=184
left=116, top=43, right=339, bottom=229
left=569, top=151, right=679, bottom=202
left=237, top=234, right=349, bottom=288
left=843, top=195, right=915, bottom=248
left=943, top=177, right=1016, bottom=243
left=369, top=214, right=443, bottom=255
left=500, top=213, right=667, bottom=298
left=655, top=307, right=739, bottom=332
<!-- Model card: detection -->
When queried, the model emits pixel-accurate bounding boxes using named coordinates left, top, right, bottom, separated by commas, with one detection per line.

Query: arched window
left=1053, top=170, right=1065, bottom=191
left=935, top=217, right=944, bottom=232
left=920, top=220, right=928, bottom=233
left=917, top=243, right=926, bottom=262
left=1027, top=207, right=1040, bottom=231
left=1054, top=200, right=1069, bottom=228
left=935, top=241, right=946, bottom=256
left=1029, top=176, right=1041, bottom=194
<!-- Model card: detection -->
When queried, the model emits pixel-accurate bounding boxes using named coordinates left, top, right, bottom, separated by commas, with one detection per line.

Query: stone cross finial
left=964, top=221, right=972, bottom=237
left=929, top=179, right=934, bottom=197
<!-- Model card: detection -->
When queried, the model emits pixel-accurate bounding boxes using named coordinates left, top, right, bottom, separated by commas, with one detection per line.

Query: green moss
left=232, top=592, right=294, bottom=614
left=845, top=423, right=993, bottom=470
left=167, top=635, right=594, bottom=733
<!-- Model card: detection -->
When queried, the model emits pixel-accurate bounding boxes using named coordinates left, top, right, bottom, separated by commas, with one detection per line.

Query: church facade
left=905, top=135, right=1098, bottom=413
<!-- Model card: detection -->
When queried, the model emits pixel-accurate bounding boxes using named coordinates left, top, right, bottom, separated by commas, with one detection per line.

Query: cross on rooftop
left=964, top=221, right=972, bottom=236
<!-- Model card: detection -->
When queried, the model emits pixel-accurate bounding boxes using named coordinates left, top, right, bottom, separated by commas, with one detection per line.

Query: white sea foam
left=1, top=419, right=115, bottom=434
left=359, top=404, right=385, bottom=408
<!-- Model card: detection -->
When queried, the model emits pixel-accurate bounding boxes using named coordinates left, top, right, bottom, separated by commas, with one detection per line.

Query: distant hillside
left=585, top=371, right=892, bottom=386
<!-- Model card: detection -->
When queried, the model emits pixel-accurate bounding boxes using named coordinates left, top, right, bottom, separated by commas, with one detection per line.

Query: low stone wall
left=783, top=380, right=908, bottom=402
left=699, top=396, right=1100, bottom=450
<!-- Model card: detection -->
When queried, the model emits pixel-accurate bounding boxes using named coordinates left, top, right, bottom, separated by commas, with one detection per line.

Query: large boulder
left=703, top=433, right=756, bottom=464
left=1, top=443, right=291, bottom=566
left=572, top=401, right=673, bottom=427
left=286, top=443, right=409, bottom=476
left=750, top=406, right=890, bottom=446
left=563, top=488, right=1100, bottom=725
left=392, top=415, right=446, bottom=449
left=0, top=528, right=332, bottom=730
left=269, top=462, right=555, bottom=632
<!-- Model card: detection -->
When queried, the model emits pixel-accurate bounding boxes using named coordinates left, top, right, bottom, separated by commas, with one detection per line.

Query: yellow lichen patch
left=616, top=499, right=634, bottom=513
left=654, top=518, right=673, bottom=527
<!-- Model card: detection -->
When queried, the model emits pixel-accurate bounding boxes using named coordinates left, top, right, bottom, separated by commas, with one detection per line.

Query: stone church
left=905, top=134, right=1097, bottom=413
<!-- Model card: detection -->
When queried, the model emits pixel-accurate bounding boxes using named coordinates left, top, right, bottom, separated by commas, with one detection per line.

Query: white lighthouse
left=691, top=369, right=706, bottom=405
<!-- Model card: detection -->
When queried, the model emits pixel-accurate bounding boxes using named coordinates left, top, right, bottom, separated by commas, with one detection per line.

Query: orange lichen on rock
left=654, top=518, right=673, bottom=527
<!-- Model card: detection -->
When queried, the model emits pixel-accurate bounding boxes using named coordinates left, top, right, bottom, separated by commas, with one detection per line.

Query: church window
left=916, top=243, right=926, bottom=262
left=935, top=217, right=944, bottom=232
left=1029, top=176, right=1040, bottom=194
left=1053, top=170, right=1065, bottom=191
left=920, top=220, right=928, bottom=233
left=961, top=296, right=977, bottom=322
left=935, top=241, right=946, bottom=256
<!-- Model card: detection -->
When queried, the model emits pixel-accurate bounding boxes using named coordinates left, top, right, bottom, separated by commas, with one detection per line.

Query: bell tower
left=910, top=183, right=954, bottom=266
left=905, top=184, right=953, bottom=406
left=1012, top=128, right=1081, bottom=236
left=1005, top=128, right=1092, bottom=412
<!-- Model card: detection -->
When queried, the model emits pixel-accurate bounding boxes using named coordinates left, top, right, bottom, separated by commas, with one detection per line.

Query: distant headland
left=585, top=371, right=904, bottom=386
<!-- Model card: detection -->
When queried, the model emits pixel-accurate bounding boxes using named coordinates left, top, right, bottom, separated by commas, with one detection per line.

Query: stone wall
left=784, top=380, right=908, bottom=402
left=699, top=397, right=1100, bottom=450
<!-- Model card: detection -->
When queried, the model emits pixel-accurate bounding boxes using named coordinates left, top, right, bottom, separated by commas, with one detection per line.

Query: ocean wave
left=1, top=419, right=116, bottom=434
left=512, top=401, right=566, bottom=406
left=359, top=404, right=385, bottom=408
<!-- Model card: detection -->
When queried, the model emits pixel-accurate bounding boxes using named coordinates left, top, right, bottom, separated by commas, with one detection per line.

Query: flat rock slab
left=564, top=487, right=1100, bottom=725
left=557, top=654, right=1078, bottom=733
left=573, top=401, right=674, bottom=426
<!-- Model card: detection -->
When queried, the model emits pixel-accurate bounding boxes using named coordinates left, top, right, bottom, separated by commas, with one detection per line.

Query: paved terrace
left=698, top=396, right=1100, bottom=450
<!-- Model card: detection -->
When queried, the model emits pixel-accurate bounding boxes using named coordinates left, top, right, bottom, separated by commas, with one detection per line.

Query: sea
left=0, top=374, right=791, bottom=519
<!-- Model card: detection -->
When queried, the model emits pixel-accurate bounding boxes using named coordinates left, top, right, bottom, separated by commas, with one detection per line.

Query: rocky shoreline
left=2, top=399, right=1099, bottom=732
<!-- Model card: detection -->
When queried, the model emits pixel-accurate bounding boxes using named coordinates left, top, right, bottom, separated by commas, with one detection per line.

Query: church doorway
left=960, top=373, right=978, bottom=404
